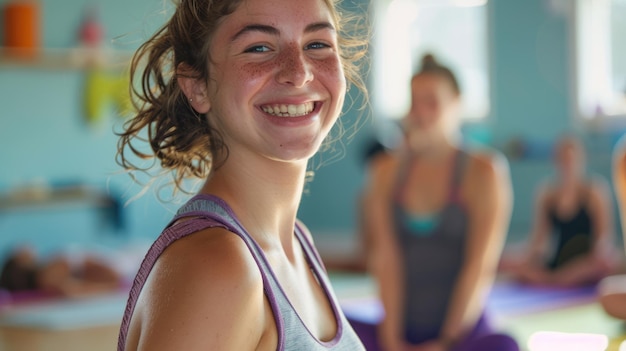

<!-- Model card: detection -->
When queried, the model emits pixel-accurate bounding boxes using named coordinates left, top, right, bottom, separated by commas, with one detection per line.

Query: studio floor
left=331, top=273, right=626, bottom=351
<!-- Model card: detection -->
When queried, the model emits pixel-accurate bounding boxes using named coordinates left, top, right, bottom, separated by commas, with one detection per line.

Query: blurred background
left=0, top=0, right=625, bottom=350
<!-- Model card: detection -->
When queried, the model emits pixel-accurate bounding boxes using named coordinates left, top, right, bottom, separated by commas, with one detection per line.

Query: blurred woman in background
left=507, top=136, right=620, bottom=287
left=364, top=54, right=518, bottom=351
left=0, top=246, right=123, bottom=298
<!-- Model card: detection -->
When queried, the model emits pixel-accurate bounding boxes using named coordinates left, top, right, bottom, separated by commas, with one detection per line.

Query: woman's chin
left=266, top=137, right=326, bottom=164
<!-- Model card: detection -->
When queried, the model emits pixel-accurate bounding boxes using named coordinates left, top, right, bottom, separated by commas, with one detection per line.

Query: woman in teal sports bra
left=364, top=54, right=517, bottom=351
left=115, top=0, right=368, bottom=350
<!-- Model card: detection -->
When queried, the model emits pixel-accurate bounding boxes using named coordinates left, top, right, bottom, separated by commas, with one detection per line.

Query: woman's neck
left=560, top=173, right=584, bottom=190
left=200, top=151, right=307, bottom=260
left=406, top=130, right=456, bottom=160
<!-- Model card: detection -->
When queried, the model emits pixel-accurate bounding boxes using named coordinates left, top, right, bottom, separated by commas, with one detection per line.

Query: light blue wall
left=0, top=0, right=177, bottom=257
left=488, top=0, right=572, bottom=237
left=489, top=0, right=571, bottom=141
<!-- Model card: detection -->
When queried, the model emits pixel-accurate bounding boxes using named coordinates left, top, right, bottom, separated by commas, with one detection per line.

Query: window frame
left=370, top=0, right=492, bottom=125
left=571, top=0, right=626, bottom=129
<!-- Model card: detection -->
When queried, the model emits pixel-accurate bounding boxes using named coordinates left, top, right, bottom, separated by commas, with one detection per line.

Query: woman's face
left=555, top=140, right=584, bottom=178
left=199, top=0, right=346, bottom=165
left=405, top=73, right=459, bottom=135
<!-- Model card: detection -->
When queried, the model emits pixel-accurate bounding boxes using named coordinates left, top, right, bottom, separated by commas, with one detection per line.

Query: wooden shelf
left=0, top=185, right=114, bottom=212
left=0, top=47, right=134, bottom=70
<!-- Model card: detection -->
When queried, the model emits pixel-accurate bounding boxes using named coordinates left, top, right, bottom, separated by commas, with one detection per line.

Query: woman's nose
left=275, top=46, right=313, bottom=88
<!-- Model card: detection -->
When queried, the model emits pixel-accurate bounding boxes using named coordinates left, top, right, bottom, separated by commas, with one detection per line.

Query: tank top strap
left=448, top=149, right=469, bottom=203
left=118, top=194, right=286, bottom=351
left=293, top=223, right=349, bottom=346
left=294, top=223, right=327, bottom=273
left=393, top=150, right=418, bottom=201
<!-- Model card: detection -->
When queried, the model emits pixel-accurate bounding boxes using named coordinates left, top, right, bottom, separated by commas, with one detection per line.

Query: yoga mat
left=486, top=281, right=598, bottom=318
left=339, top=280, right=599, bottom=326
left=337, top=278, right=611, bottom=351
left=0, top=293, right=127, bottom=330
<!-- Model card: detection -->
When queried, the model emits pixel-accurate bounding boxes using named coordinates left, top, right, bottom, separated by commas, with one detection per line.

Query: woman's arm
left=524, top=183, right=552, bottom=263
left=127, top=228, right=267, bottom=351
left=439, top=152, right=513, bottom=344
left=365, top=154, right=406, bottom=351
left=614, top=142, right=626, bottom=249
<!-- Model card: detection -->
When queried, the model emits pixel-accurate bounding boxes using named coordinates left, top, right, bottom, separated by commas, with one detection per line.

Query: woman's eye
left=306, top=42, right=331, bottom=50
left=244, top=45, right=271, bottom=53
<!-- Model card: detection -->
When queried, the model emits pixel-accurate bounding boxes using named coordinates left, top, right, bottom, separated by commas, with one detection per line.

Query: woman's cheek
left=314, top=56, right=345, bottom=89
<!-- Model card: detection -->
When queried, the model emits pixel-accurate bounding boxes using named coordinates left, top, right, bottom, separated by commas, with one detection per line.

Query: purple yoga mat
left=341, top=281, right=598, bottom=325
left=485, top=281, right=597, bottom=316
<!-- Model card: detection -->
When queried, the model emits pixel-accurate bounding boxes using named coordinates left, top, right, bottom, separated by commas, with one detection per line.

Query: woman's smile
left=260, top=101, right=316, bottom=117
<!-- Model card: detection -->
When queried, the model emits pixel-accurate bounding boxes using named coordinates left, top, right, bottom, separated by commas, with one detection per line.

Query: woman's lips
left=260, top=101, right=316, bottom=117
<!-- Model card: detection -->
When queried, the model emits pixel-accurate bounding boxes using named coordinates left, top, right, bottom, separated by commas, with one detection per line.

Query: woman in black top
left=508, top=136, right=620, bottom=287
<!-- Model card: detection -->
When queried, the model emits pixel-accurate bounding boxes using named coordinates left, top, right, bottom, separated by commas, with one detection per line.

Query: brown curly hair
left=116, top=0, right=369, bottom=194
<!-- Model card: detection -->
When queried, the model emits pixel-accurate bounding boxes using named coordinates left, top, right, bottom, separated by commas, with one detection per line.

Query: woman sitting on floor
left=364, top=54, right=518, bottom=351
left=507, top=136, right=620, bottom=287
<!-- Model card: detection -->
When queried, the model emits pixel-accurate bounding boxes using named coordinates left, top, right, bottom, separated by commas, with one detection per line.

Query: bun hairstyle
left=416, top=53, right=461, bottom=95
left=420, top=54, right=439, bottom=71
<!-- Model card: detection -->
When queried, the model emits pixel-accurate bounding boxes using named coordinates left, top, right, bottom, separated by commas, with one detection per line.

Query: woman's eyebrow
left=305, top=22, right=336, bottom=33
left=231, top=24, right=278, bottom=43
left=230, top=21, right=336, bottom=43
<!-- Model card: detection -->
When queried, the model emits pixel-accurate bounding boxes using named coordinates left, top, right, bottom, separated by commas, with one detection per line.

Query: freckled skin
left=237, top=43, right=343, bottom=96
left=203, top=0, right=347, bottom=163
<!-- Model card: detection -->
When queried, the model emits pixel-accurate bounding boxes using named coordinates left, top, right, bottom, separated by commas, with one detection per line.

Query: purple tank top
left=118, top=194, right=364, bottom=350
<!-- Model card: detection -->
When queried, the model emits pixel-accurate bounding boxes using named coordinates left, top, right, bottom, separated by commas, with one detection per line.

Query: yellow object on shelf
left=0, top=47, right=133, bottom=70
left=84, top=69, right=132, bottom=123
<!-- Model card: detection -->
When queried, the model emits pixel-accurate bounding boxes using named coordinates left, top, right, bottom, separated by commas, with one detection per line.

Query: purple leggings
left=348, top=315, right=519, bottom=351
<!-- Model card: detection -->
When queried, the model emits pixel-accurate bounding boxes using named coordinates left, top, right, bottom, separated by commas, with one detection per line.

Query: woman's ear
left=177, top=63, right=211, bottom=113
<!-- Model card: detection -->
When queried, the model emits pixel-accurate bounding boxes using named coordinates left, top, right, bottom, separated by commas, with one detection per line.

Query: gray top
left=393, top=150, right=470, bottom=336
left=118, top=194, right=364, bottom=351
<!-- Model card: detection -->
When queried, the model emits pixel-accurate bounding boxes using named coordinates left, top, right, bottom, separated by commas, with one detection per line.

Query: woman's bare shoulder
left=154, top=226, right=262, bottom=287
left=134, top=227, right=266, bottom=350
left=587, top=174, right=611, bottom=204
left=465, top=148, right=510, bottom=185
left=370, top=151, right=401, bottom=184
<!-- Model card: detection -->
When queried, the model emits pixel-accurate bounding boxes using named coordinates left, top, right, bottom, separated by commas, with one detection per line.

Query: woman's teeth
left=261, top=102, right=314, bottom=117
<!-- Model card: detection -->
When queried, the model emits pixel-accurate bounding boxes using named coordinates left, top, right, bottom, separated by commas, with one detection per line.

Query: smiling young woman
left=115, top=0, right=368, bottom=350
